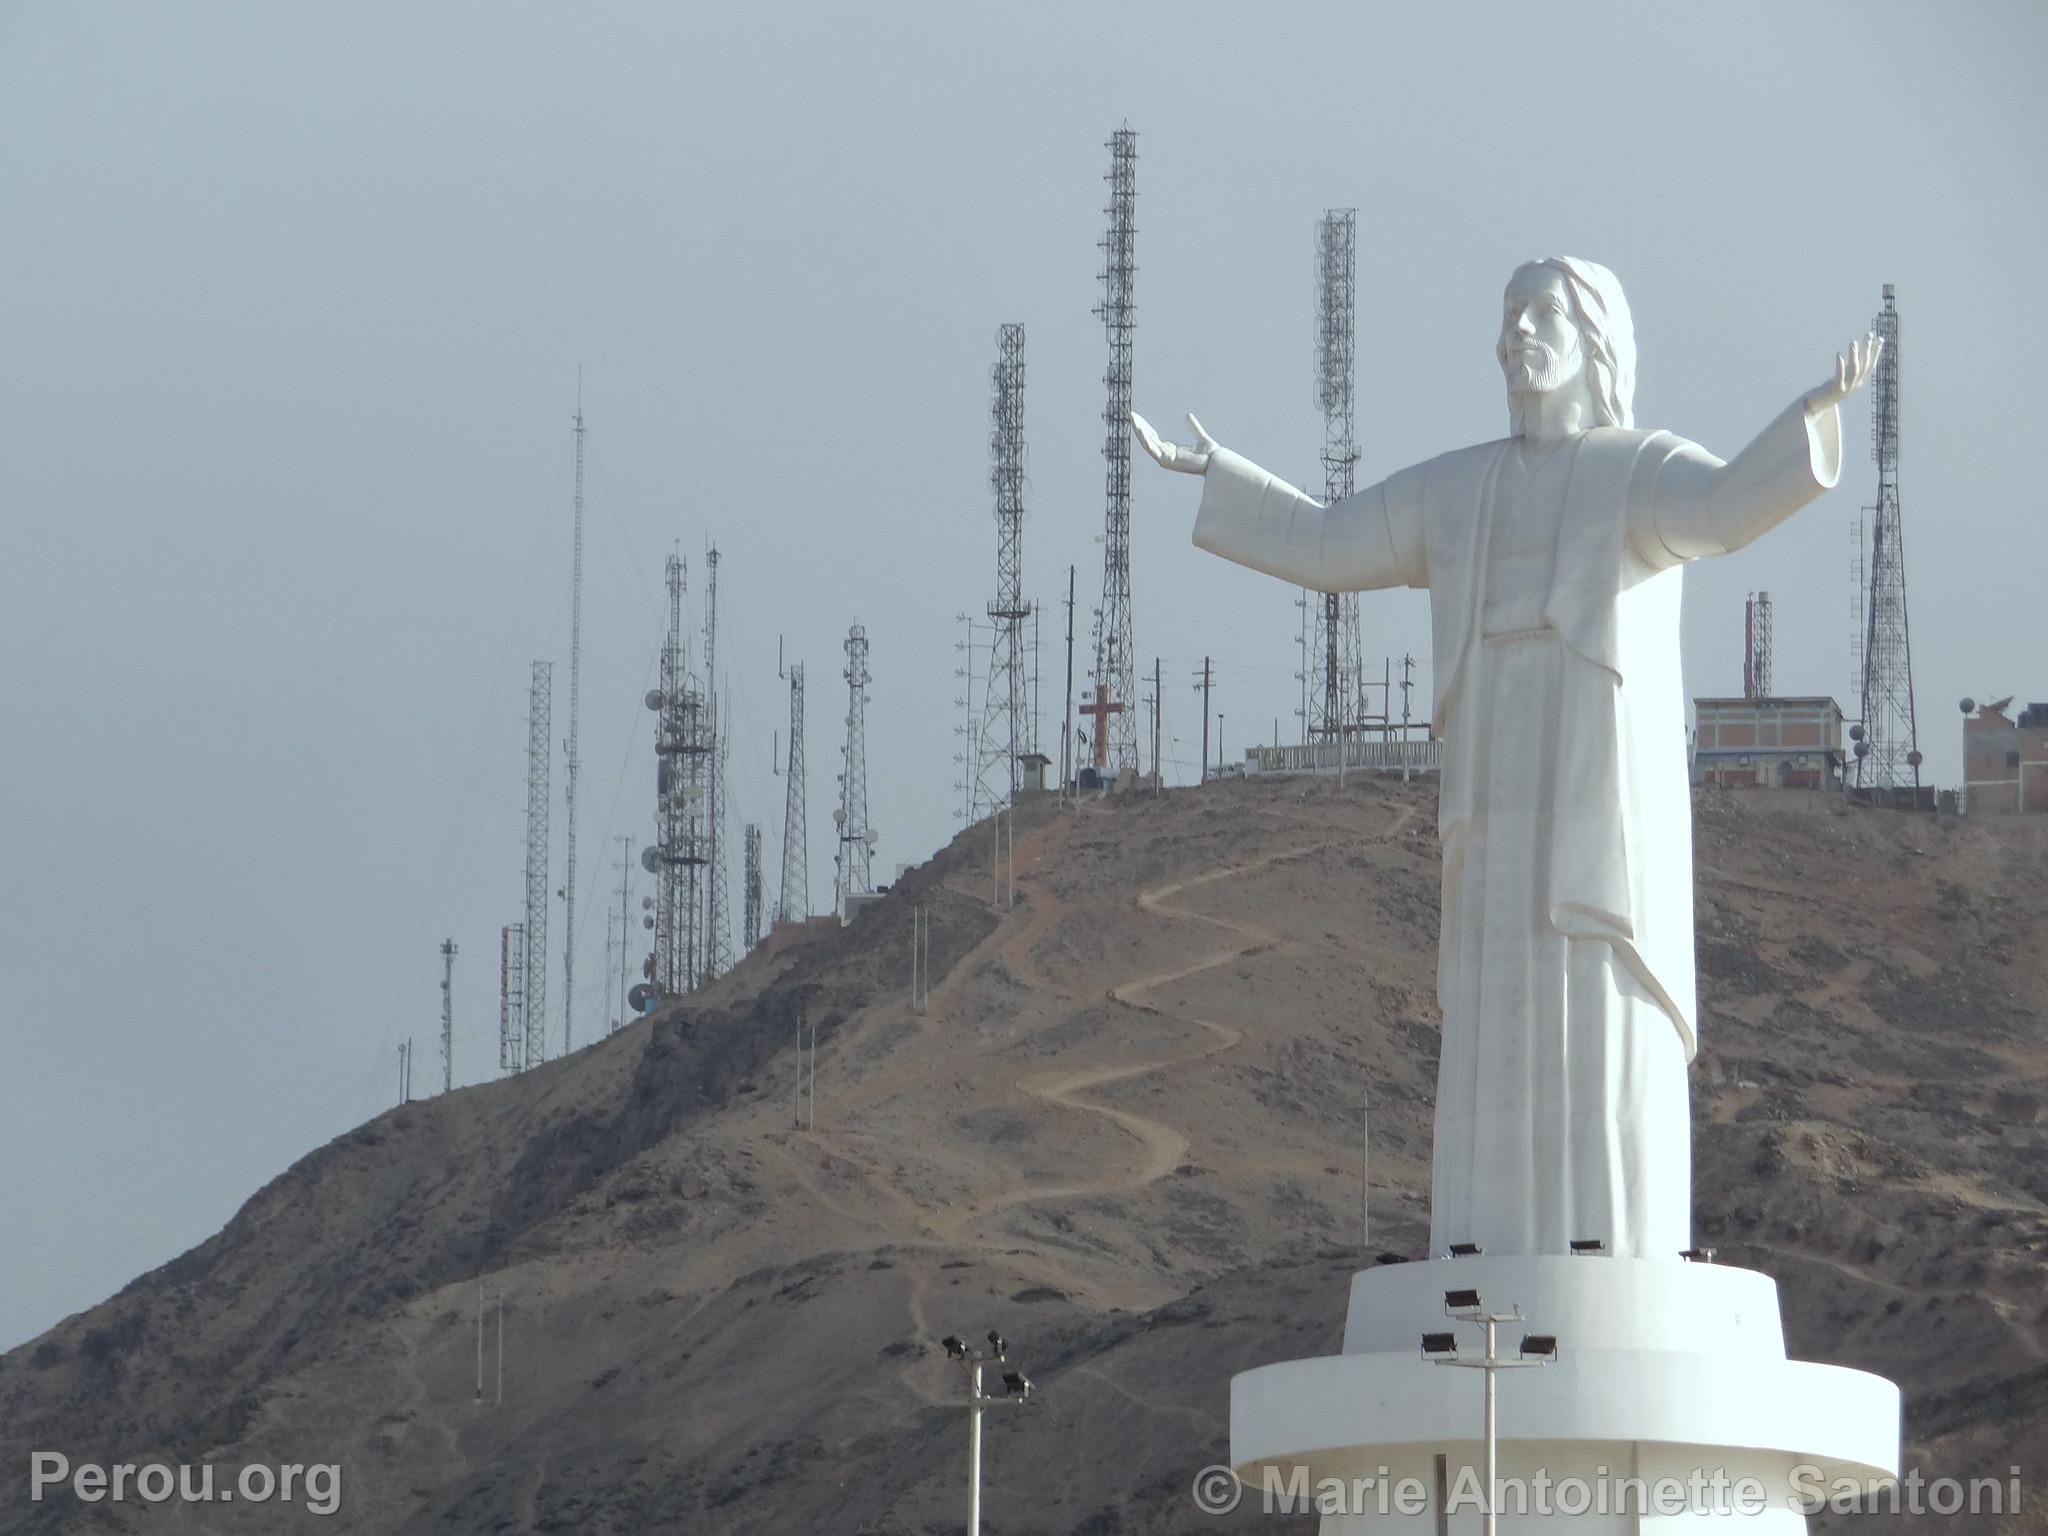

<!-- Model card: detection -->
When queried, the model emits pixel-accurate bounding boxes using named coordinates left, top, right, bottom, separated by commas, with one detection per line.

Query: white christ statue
left=1134, top=257, right=1879, bottom=1260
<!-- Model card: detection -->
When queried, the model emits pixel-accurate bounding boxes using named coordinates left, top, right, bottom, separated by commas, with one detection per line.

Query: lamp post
left=941, top=1329, right=1032, bottom=1534
left=1422, top=1289, right=1556, bottom=1536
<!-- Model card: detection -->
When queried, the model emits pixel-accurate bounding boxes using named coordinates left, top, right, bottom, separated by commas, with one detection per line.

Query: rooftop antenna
left=523, top=660, right=552, bottom=1069
left=562, top=377, right=585, bottom=1055
left=1744, top=591, right=1773, bottom=699
left=1091, top=126, right=1140, bottom=782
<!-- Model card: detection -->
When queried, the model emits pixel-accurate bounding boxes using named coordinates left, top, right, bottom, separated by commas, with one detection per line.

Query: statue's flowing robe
left=1192, top=399, right=1841, bottom=1257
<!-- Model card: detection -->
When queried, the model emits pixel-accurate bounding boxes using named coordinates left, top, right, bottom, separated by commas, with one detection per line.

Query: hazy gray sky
left=4, top=1, right=2041, bottom=1349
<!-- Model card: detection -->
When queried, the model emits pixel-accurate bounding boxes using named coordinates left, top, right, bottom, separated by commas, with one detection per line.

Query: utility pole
left=1150, top=657, right=1162, bottom=794
left=1194, top=657, right=1213, bottom=784
left=476, top=1283, right=485, bottom=1402
left=941, top=1331, right=1033, bottom=1536
left=398, top=1040, right=410, bottom=1104
left=1425, top=1295, right=1558, bottom=1536
left=439, top=938, right=457, bottom=1095
left=563, top=385, right=585, bottom=1059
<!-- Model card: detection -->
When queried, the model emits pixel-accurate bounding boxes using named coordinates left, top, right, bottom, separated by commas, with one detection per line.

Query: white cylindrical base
left=1230, top=1258, right=1898, bottom=1535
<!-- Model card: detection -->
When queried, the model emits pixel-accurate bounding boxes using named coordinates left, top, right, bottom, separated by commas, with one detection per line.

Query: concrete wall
left=1692, top=697, right=1845, bottom=791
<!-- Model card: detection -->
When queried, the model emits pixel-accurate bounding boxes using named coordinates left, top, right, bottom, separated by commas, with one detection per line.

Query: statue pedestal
left=1230, top=1256, right=1898, bottom=1533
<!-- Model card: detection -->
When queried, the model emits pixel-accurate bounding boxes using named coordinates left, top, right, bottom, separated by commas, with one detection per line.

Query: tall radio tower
left=523, top=660, right=551, bottom=1068
left=779, top=663, right=809, bottom=923
left=1091, top=127, right=1139, bottom=779
left=835, top=624, right=874, bottom=917
left=1852, top=284, right=1921, bottom=795
left=742, top=823, right=762, bottom=954
left=562, top=390, right=585, bottom=1055
left=1307, top=209, right=1361, bottom=742
left=650, top=553, right=692, bottom=995
left=439, top=937, right=457, bottom=1094
left=702, top=546, right=730, bottom=979
left=977, top=323, right=1032, bottom=812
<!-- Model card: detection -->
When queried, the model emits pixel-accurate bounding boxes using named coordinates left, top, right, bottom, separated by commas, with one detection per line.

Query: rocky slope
left=4, top=777, right=2046, bottom=1534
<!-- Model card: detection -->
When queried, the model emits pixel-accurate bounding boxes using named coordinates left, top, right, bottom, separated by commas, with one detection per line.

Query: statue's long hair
left=1520, top=256, right=1637, bottom=430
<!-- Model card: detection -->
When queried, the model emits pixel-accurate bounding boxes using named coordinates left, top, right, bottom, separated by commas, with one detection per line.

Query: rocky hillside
left=5, top=777, right=2046, bottom=1534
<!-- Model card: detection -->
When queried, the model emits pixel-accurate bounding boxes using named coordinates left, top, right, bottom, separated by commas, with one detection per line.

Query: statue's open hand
left=1806, top=332, right=1883, bottom=415
left=1130, top=411, right=1217, bottom=476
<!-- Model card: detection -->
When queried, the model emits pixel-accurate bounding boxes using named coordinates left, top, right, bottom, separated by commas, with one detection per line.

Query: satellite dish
left=643, top=915, right=655, bottom=929
left=627, top=982, right=654, bottom=1013
left=1960, top=697, right=1976, bottom=714
left=1988, top=695, right=2015, bottom=714
left=1854, top=739, right=1870, bottom=758
left=645, top=689, right=665, bottom=712
left=641, top=896, right=654, bottom=911
left=1906, top=749, right=1923, bottom=768
left=641, top=846, right=663, bottom=873
left=1848, top=724, right=1864, bottom=742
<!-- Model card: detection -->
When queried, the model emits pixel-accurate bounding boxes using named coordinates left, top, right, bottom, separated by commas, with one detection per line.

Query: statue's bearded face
left=1498, top=266, right=1586, bottom=397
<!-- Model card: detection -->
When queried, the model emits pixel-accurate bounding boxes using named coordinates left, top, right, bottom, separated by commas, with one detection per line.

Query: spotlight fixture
left=1376, top=1252, right=1412, bottom=1266
left=1680, top=1247, right=1717, bottom=1264
left=1519, top=1334, right=1559, bottom=1360
left=942, top=1335, right=967, bottom=1359
left=1444, top=1288, right=1483, bottom=1313
left=1420, top=1331, right=1459, bottom=1357
left=1569, top=1238, right=1607, bottom=1255
left=986, top=1330, right=1006, bottom=1359
left=1002, top=1371, right=1032, bottom=1398
left=1447, top=1242, right=1484, bottom=1257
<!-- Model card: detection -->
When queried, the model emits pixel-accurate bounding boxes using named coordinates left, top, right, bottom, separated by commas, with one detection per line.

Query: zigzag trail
left=941, top=807, right=1418, bottom=1237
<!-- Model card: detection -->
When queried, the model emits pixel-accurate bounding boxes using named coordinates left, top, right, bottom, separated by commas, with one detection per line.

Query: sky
left=3, top=1, right=2042, bottom=1350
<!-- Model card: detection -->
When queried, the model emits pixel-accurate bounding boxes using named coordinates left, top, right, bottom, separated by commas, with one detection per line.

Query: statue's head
left=1497, top=257, right=1635, bottom=430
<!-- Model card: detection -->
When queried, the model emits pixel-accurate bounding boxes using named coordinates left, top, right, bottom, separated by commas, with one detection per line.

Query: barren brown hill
left=5, top=777, right=2048, bottom=1534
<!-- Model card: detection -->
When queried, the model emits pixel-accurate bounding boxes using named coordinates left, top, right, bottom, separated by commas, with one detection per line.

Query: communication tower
left=523, top=660, right=551, bottom=1068
left=1852, top=284, right=1921, bottom=795
left=499, top=922, right=525, bottom=1073
left=563, top=392, right=584, bottom=1056
left=743, top=823, right=763, bottom=953
left=439, top=937, right=457, bottom=1094
left=702, top=547, right=730, bottom=979
left=835, top=623, right=875, bottom=916
left=1744, top=591, right=1773, bottom=700
left=979, top=323, right=1033, bottom=811
left=780, top=663, right=809, bottom=923
left=1307, top=209, right=1361, bottom=742
left=1091, top=127, right=1140, bottom=779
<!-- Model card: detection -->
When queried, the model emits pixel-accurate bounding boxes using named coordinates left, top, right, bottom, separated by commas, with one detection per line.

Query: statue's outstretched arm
left=1131, top=412, right=1425, bottom=592
left=1636, top=335, right=1881, bottom=566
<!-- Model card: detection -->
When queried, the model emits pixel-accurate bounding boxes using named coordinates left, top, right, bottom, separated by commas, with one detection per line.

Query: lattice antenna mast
left=523, top=661, right=551, bottom=1067
left=982, top=323, right=1033, bottom=809
left=1744, top=591, right=1773, bottom=699
left=742, top=823, right=762, bottom=953
left=653, top=553, right=689, bottom=994
left=562, top=388, right=585, bottom=1055
left=702, top=547, right=730, bottom=979
left=779, top=664, right=809, bottom=923
left=439, top=938, right=457, bottom=1094
left=835, top=624, right=874, bottom=916
left=499, top=923, right=524, bottom=1074
left=1092, top=127, right=1140, bottom=778
left=1316, top=210, right=1364, bottom=741
left=1854, top=285, right=1921, bottom=792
